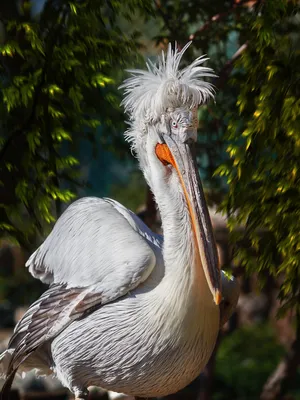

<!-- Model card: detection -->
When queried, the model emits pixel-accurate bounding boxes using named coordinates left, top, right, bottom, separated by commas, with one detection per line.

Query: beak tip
left=214, top=290, right=222, bottom=305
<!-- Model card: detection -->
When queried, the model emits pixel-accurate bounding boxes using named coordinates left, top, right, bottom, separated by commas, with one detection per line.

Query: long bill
left=155, top=137, right=221, bottom=305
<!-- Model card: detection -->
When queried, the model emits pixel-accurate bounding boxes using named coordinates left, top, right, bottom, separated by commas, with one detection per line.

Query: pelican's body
left=0, top=43, right=239, bottom=399
left=40, top=198, right=219, bottom=398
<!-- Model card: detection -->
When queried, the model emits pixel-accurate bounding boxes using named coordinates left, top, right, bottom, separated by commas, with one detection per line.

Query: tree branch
left=189, top=0, right=259, bottom=41
left=260, top=336, right=300, bottom=399
left=153, top=0, right=173, bottom=34
left=153, top=0, right=180, bottom=46
left=260, top=303, right=300, bottom=399
left=214, top=42, right=248, bottom=89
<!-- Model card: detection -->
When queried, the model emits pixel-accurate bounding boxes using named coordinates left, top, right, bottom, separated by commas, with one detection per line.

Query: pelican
left=0, top=42, right=239, bottom=400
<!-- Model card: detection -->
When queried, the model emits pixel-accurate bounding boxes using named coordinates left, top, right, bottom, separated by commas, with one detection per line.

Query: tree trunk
left=260, top=316, right=300, bottom=400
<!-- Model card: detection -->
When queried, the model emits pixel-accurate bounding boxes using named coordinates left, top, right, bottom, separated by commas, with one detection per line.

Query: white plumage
left=0, top=42, right=239, bottom=400
left=121, top=41, right=215, bottom=154
left=120, top=41, right=215, bottom=123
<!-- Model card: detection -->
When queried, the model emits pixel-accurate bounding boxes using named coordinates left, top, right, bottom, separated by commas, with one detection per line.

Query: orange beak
left=156, top=142, right=221, bottom=305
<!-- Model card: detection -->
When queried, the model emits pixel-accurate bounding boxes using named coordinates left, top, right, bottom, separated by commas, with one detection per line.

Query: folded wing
left=4, top=197, right=157, bottom=382
left=27, top=197, right=157, bottom=298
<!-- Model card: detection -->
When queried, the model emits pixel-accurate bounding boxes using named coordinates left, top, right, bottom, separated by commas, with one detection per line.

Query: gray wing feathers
left=26, top=197, right=156, bottom=302
left=8, top=197, right=157, bottom=375
left=6, top=284, right=103, bottom=375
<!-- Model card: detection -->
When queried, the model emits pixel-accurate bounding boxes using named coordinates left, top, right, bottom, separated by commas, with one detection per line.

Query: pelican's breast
left=51, top=286, right=219, bottom=398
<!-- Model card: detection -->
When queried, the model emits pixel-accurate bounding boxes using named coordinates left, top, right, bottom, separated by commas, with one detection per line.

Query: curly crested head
left=120, top=41, right=215, bottom=127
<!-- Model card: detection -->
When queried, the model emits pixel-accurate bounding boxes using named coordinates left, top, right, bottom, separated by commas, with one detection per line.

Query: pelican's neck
left=149, top=169, right=217, bottom=324
left=139, top=130, right=214, bottom=305
left=149, top=163, right=207, bottom=291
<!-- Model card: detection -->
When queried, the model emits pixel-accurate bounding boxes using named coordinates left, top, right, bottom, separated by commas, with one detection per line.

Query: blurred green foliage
left=214, top=324, right=298, bottom=400
left=0, top=0, right=151, bottom=250
left=110, top=169, right=147, bottom=212
left=0, top=264, right=46, bottom=306
left=215, top=1, right=300, bottom=317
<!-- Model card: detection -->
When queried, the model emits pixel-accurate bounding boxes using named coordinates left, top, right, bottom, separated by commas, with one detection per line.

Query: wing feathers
left=5, top=197, right=157, bottom=379
left=26, top=198, right=156, bottom=294
left=6, top=284, right=103, bottom=376
left=70, top=291, right=103, bottom=317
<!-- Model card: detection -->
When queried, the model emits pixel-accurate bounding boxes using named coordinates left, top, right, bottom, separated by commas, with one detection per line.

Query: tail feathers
left=0, top=369, right=18, bottom=400
left=0, top=349, right=14, bottom=380
left=0, top=349, right=23, bottom=400
left=1, top=349, right=53, bottom=400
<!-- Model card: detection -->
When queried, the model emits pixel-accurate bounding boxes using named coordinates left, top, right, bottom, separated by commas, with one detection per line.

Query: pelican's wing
left=27, top=197, right=160, bottom=296
left=2, top=197, right=160, bottom=381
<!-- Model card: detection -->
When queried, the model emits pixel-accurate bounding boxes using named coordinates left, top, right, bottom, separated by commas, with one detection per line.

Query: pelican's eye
left=171, top=120, right=178, bottom=128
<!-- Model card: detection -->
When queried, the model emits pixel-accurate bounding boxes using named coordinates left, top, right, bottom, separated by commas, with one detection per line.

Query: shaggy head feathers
left=120, top=42, right=216, bottom=128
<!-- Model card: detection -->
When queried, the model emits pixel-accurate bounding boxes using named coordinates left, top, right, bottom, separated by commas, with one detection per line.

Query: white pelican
left=0, top=42, right=239, bottom=400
